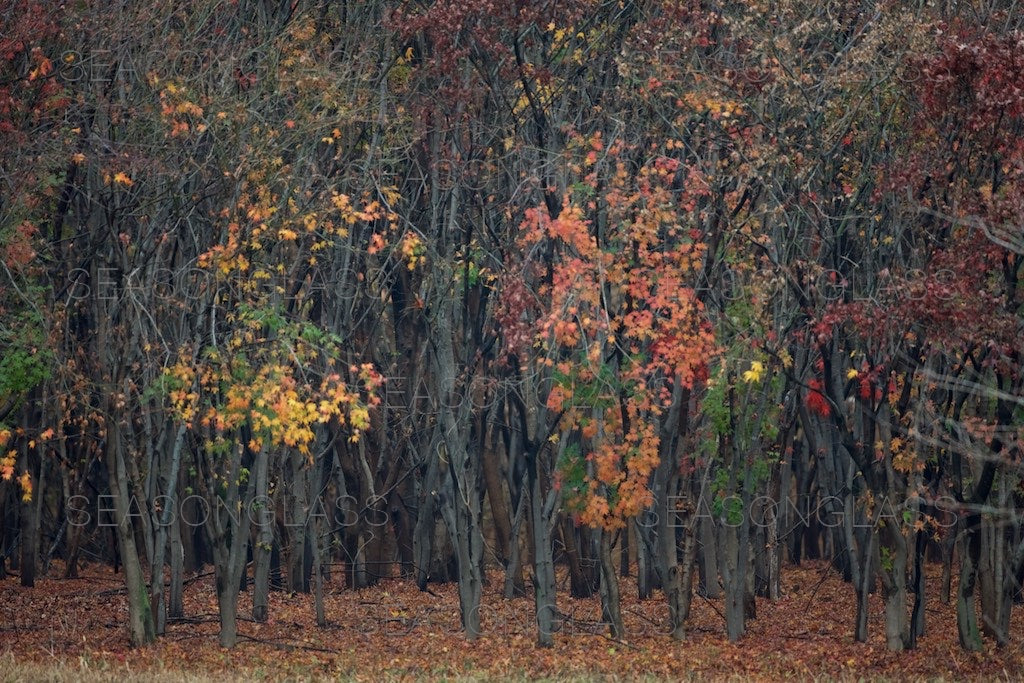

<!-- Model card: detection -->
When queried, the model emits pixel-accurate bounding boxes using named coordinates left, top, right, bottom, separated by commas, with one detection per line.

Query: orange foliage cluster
left=521, top=135, right=716, bottom=530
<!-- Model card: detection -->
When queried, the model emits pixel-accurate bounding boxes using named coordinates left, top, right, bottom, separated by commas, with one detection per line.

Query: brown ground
left=1, top=560, right=1022, bottom=681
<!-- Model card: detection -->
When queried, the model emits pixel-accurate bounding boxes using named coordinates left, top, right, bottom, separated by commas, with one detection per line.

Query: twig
left=801, top=562, right=836, bottom=614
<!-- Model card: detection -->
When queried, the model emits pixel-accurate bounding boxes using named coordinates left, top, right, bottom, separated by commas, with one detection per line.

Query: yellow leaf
left=847, top=368, right=859, bottom=379
left=741, top=361, right=764, bottom=383
left=19, top=471, right=32, bottom=502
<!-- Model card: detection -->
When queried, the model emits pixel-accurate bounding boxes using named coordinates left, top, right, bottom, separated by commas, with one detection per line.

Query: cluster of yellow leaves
left=545, top=21, right=590, bottom=65
left=889, top=436, right=922, bottom=474
left=742, top=361, right=765, bottom=383
left=165, top=364, right=200, bottom=425
left=157, top=80, right=208, bottom=138
left=0, top=428, right=13, bottom=481
left=18, top=471, right=31, bottom=502
left=680, top=91, right=744, bottom=120
left=197, top=224, right=248, bottom=277
left=166, top=351, right=382, bottom=456
left=101, top=170, right=134, bottom=187
left=0, top=428, right=31, bottom=501
left=400, top=233, right=426, bottom=271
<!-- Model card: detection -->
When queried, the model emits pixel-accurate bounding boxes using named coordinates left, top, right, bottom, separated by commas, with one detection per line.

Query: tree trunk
left=635, top=517, right=656, bottom=599
left=19, top=415, right=38, bottom=588
left=151, top=423, right=186, bottom=635
left=252, top=442, right=273, bottom=623
left=957, top=523, right=983, bottom=651
left=413, top=435, right=441, bottom=591
left=854, top=530, right=875, bottom=643
left=431, top=278, right=484, bottom=640
left=169, top=506, right=184, bottom=620
left=482, top=432, right=512, bottom=566
left=18, top=479, right=37, bottom=588
left=106, top=424, right=155, bottom=647
left=203, top=441, right=256, bottom=648
left=312, top=510, right=326, bottom=627
left=909, top=528, right=927, bottom=648
left=660, top=476, right=686, bottom=639
left=560, top=515, right=594, bottom=598
left=697, top=509, right=721, bottom=598
left=216, top=573, right=240, bottom=648
left=440, top=445, right=483, bottom=640
left=529, top=444, right=558, bottom=647
left=503, top=466, right=528, bottom=598
left=878, top=524, right=909, bottom=651
left=286, top=449, right=310, bottom=593
left=598, top=528, right=624, bottom=639
left=940, top=528, right=955, bottom=605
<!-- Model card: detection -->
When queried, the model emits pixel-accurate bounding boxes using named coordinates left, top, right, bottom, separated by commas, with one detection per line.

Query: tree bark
left=528, top=437, right=559, bottom=647
left=106, top=422, right=155, bottom=647
left=252, top=441, right=273, bottom=623
left=598, top=528, right=624, bottom=639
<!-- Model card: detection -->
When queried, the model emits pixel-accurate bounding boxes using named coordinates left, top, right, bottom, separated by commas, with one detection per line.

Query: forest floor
left=1, top=560, right=1022, bottom=681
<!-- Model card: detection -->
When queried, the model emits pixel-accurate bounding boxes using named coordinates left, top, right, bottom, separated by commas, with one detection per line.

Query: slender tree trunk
left=697, top=511, right=720, bottom=598
left=169, top=506, right=184, bottom=620
left=431, top=270, right=484, bottom=640
left=204, top=441, right=256, bottom=648
left=721, top=522, right=743, bottom=641
left=31, top=434, right=49, bottom=579
left=660, top=474, right=686, bottom=639
left=482, top=433, right=512, bottom=566
left=216, top=575, right=240, bottom=648
left=106, top=423, right=155, bottom=647
left=979, top=477, right=1012, bottom=645
left=940, top=528, right=955, bottom=605
left=677, top=507, right=699, bottom=620
left=909, top=528, right=927, bottom=647
left=19, top=408, right=38, bottom=588
left=635, top=517, right=656, bottom=599
left=878, top=525, right=909, bottom=651
left=529, top=441, right=558, bottom=647
left=312, top=511, right=326, bottom=627
left=854, top=530, right=875, bottom=643
left=503, top=467, right=528, bottom=598
left=598, top=528, right=624, bottom=639
left=287, top=449, right=310, bottom=593
left=252, top=444, right=272, bottom=623
left=557, top=516, right=587, bottom=598
left=413, top=436, right=441, bottom=591
left=18, top=482, right=37, bottom=588
left=152, top=423, right=186, bottom=635
left=957, top=523, right=983, bottom=651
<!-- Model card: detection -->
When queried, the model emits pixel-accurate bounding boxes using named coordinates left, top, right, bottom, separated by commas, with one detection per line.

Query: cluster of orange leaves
left=525, top=134, right=716, bottom=530
left=0, top=427, right=31, bottom=501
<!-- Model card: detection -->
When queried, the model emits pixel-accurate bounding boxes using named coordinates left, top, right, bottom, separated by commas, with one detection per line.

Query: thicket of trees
left=1, top=0, right=1022, bottom=653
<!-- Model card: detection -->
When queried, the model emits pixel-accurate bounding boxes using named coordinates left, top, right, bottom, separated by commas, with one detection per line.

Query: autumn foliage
left=1, top=0, right=1024, bottom=676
